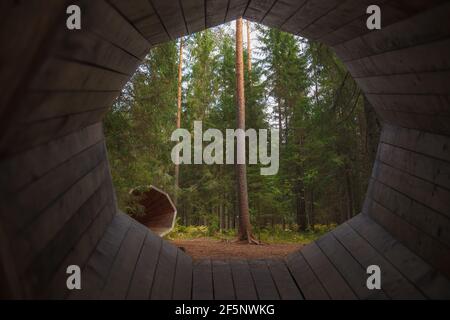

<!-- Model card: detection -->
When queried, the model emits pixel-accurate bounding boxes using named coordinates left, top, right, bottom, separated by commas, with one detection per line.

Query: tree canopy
left=104, top=22, right=378, bottom=234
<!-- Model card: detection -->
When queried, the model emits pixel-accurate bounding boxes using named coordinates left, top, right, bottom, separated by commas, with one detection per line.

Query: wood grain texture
left=332, top=220, right=424, bottom=299
left=126, top=231, right=162, bottom=299
left=181, top=0, right=206, bottom=34
left=285, top=250, right=329, bottom=300
left=150, top=239, right=178, bottom=299
left=349, top=215, right=450, bottom=299
left=230, top=260, right=258, bottom=300
left=316, top=232, right=388, bottom=299
left=151, top=0, right=188, bottom=39
left=212, top=260, right=235, bottom=300
left=172, top=250, right=193, bottom=300
left=301, top=241, right=357, bottom=299
left=192, top=259, right=214, bottom=300
left=1, top=0, right=450, bottom=300
left=100, top=220, right=147, bottom=299
left=248, top=259, right=280, bottom=300
left=267, top=259, right=303, bottom=300
left=244, top=0, right=277, bottom=23
left=69, top=213, right=132, bottom=299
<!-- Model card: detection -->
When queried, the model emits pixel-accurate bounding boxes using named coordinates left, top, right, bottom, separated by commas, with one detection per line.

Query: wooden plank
left=54, top=29, right=142, bottom=76
left=0, top=123, right=103, bottom=192
left=349, top=215, right=450, bottom=299
left=111, top=0, right=170, bottom=44
left=180, top=0, right=205, bottom=34
left=212, top=260, right=235, bottom=300
left=47, top=200, right=116, bottom=299
left=100, top=221, right=147, bottom=299
left=0, top=41, right=129, bottom=153
left=319, top=3, right=398, bottom=46
left=229, top=260, right=258, bottom=300
left=4, top=140, right=107, bottom=232
left=15, top=161, right=109, bottom=272
left=346, top=38, right=450, bottom=78
left=21, top=177, right=113, bottom=296
left=133, top=13, right=170, bottom=45
left=192, top=259, right=214, bottom=300
left=366, top=94, right=450, bottom=117
left=248, top=259, right=280, bottom=300
left=151, top=0, right=188, bottom=39
left=22, top=91, right=120, bottom=123
left=333, top=219, right=425, bottom=299
left=150, top=240, right=178, bottom=299
left=226, top=0, right=249, bottom=22
left=1, top=111, right=110, bottom=157
left=206, top=0, right=229, bottom=28
left=364, top=197, right=450, bottom=280
left=30, top=59, right=131, bottom=92
left=316, top=232, right=388, bottom=299
left=285, top=250, right=329, bottom=300
left=244, top=0, right=277, bottom=23
left=108, top=0, right=156, bottom=22
left=355, top=71, right=450, bottom=95
left=326, top=1, right=448, bottom=48
left=369, top=108, right=450, bottom=136
left=300, top=0, right=388, bottom=41
left=380, top=125, right=450, bottom=163
left=172, top=250, right=193, bottom=300
left=301, top=241, right=357, bottom=299
left=262, top=0, right=307, bottom=28
left=80, top=0, right=150, bottom=58
left=0, top=1, right=67, bottom=123
left=369, top=177, right=450, bottom=248
left=126, top=230, right=163, bottom=300
left=266, top=259, right=303, bottom=300
left=378, top=142, right=450, bottom=190
left=0, top=220, right=23, bottom=298
left=69, top=213, right=131, bottom=299
left=333, top=2, right=450, bottom=61
left=281, top=0, right=341, bottom=36
left=54, top=32, right=141, bottom=85
left=372, top=160, right=450, bottom=218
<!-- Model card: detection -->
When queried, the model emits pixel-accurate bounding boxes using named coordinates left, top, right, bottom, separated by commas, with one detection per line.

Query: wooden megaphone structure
left=129, top=185, right=177, bottom=236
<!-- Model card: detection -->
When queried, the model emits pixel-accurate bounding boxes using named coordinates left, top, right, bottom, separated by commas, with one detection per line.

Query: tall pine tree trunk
left=235, top=18, right=257, bottom=244
left=174, top=38, right=184, bottom=206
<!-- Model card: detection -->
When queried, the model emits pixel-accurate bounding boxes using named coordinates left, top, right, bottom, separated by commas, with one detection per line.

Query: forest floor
left=169, top=238, right=303, bottom=260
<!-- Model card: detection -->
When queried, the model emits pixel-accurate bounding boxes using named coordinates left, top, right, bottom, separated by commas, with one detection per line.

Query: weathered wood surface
left=248, top=259, right=280, bottom=300
left=229, top=260, right=258, bottom=300
left=267, top=259, right=303, bottom=300
left=192, top=259, right=214, bottom=300
left=62, top=213, right=450, bottom=300
left=212, top=260, right=236, bottom=300
left=1, top=0, right=450, bottom=299
left=285, top=250, right=329, bottom=300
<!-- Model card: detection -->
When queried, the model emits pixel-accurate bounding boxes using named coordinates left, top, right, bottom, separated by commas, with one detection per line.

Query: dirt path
left=169, top=238, right=303, bottom=260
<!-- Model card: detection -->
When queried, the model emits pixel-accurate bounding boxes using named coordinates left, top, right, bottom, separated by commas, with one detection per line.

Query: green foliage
left=165, top=221, right=336, bottom=244
left=105, top=22, right=375, bottom=238
left=167, top=224, right=210, bottom=240
left=255, top=223, right=337, bottom=244
left=104, top=41, right=179, bottom=209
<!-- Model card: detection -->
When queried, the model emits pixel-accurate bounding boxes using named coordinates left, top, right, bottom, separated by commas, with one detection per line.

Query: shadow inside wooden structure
left=130, top=185, right=177, bottom=237
left=1, top=0, right=450, bottom=299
